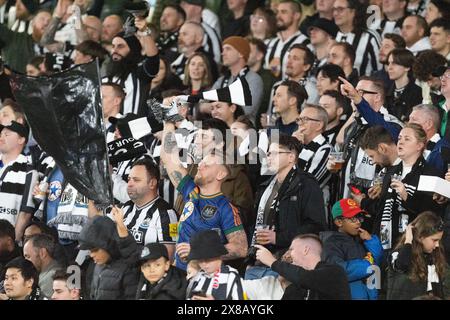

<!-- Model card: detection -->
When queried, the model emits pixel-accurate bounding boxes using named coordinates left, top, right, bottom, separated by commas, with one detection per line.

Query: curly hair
left=413, top=50, right=448, bottom=82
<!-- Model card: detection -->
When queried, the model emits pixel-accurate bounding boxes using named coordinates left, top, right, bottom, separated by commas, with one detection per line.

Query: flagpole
left=95, top=58, right=115, bottom=207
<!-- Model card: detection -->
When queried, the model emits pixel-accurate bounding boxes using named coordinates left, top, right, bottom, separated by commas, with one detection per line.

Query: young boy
left=321, top=199, right=383, bottom=300
left=186, top=230, right=246, bottom=300
left=136, top=242, right=187, bottom=300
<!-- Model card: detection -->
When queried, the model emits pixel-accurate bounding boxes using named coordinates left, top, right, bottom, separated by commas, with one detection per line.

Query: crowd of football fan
left=1, top=0, right=450, bottom=300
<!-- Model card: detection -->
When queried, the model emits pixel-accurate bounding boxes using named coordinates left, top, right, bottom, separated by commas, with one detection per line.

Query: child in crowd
left=322, top=199, right=383, bottom=300
left=136, top=242, right=187, bottom=300
left=186, top=230, right=246, bottom=300
left=388, top=211, right=450, bottom=299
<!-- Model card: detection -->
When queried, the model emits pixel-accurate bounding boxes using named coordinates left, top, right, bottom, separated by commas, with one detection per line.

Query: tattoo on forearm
left=41, top=18, right=60, bottom=45
left=223, top=230, right=248, bottom=260
left=164, top=132, right=178, bottom=153
left=170, top=170, right=183, bottom=185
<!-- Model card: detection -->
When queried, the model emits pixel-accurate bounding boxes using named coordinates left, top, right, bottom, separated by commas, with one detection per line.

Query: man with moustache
left=160, top=121, right=248, bottom=271
left=156, top=4, right=186, bottom=64
left=103, top=16, right=159, bottom=116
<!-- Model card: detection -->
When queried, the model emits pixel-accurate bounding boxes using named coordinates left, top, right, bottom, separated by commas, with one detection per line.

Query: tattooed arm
left=160, top=122, right=188, bottom=188
left=223, top=229, right=248, bottom=260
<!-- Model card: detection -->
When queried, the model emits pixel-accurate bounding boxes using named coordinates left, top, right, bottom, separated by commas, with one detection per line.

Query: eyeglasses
left=357, top=89, right=378, bottom=96
left=341, top=215, right=364, bottom=223
left=440, top=73, right=450, bottom=81
left=332, top=7, right=350, bottom=13
left=267, top=151, right=292, bottom=157
left=250, top=15, right=265, bottom=23
left=296, top=116, right=321, bottom=124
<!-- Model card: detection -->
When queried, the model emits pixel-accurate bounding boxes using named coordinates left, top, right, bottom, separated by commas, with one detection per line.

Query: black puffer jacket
left=136, top=266, right=187, bottom=300
left=79, top=217, right=139, bottom=300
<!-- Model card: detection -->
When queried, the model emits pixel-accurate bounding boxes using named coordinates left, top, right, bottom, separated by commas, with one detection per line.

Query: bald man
left=171, top=21, right=218, bottom=81
left=101, top=15, right=123, bottom=44
left=255, top=234, right=351, bottom=300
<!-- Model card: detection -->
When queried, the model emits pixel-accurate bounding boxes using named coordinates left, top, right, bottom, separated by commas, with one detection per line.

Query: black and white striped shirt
left=297, top=134, right=332, bottom=189
left=372, top=17, right=404, bottom=38
left=0, top=154, right=36, bottom=226
left=336, top=30, right=381, bottom=76
left=122, top=197, right=178, bottom=246
left=202, top=21, right=221, bottom=64
left=265, top=31, right=311, bottom=79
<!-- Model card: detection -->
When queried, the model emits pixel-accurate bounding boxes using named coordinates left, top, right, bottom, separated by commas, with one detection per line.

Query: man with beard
left=119, top=158, right=178, bottom=259
left=171, top=21, right=218, bottom=82
left=157, top=4, right=185, bottom=64
left=265, top=0, right=310, bottom=80
left=0, top=10, right=50, bottom=73
left=104, top=16, right=159, bottom=116
left=160, top=121, right=248, bottom=271
left=372, top=33, right=406, bottom=92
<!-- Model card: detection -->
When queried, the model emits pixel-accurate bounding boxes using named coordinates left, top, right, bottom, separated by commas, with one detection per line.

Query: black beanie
left=21, top=0, right=39, bottom=15
left=114, top=32, right=142, bottom=57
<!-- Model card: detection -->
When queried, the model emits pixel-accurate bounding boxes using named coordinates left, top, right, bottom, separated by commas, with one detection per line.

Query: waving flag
left=178, top=76, right=252, bottom=106
left=9, top=60, right=113, bottom=206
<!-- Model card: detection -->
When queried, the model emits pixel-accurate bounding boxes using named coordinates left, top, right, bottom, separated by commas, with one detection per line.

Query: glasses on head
left=332, top=6, right=349, bottom=13
left=357, top=89, right=378, bottom=96
left=267, top=150, right=292, bottom=157
left=440, top=73, right=450, bottom=81
left=296, top=116, right=321, bottom=124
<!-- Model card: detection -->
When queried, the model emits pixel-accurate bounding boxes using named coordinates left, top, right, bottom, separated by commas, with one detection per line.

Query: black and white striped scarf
left=298, top=134, right=332, bottom=188
left=380, top=159, right=424, bottom=249
left=423, top=133, right=441, bottom=160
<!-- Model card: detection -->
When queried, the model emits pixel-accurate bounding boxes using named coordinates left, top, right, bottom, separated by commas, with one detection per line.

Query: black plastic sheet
left=10, top=60, right=113, bottom=206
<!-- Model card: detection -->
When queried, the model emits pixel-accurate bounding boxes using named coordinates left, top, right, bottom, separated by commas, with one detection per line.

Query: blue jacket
left=321, top=231, right=383, bottom=300
left=427, top=137, right=450, bottom=175
left=355, top=99, right=403, bottom=141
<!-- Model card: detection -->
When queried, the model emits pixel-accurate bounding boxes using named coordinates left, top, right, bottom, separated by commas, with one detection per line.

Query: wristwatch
left=137, top=28, right=152, bottom=37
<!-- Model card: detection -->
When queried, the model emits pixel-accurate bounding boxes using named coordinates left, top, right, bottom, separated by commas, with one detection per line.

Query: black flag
left=10, top=60, right=113, bottom=206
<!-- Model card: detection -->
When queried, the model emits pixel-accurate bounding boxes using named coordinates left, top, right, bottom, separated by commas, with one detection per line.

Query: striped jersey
left=265, top=31, right=311, bottom=80
left=187, top=264, right=246, bottom=300
left=336, top=30, right=381, bottom=76
left=0, top=154, right=36, bottom=226
left=122, top=197, right=178, bottom=246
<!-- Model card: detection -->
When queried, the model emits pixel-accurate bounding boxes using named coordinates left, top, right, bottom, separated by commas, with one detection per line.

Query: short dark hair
left=272, top=133, right=302, bottom=157
left=102, top=82, right=125, bottom=100
left=131, top=157, right=161, bottom=182
left=317, top=64, right=346, bottom=83
left=407, top=15, right=429, bottom=36
left=27, top=55, right=45, bottom=69
left=358, top=76, right=386, bottom=101
left=322, top=90, right=347, bottom=111
left=75, top=40, right=108, bottom=63
left=332, top=42, right=356, bottom=65
left=27, top=233, right=56, bottom=259
left=430, top=17, right=450, bottom=33
left=235, top=115, right=255, bottom=130
left=279, top=80, right=309, bottom=112
left=0, top=219, right=15, bottom=241
left=248, top=37, right=267, bottom=56
left=413, top=50, right=448, bottom=82
left=360, top=126, right=396, bottom=150
left=289, top=44, right=315, bottom=73
left=387, top=48, right=415, bottom=69
left=164, top=4, right=186, bottom=21
left=4, top=257, right=39, bottom=290
left=201, top=118, right=230, bottom=148
left=280, top=0, right=302, bottom=13
left=383, top=33, right=406, bottom=49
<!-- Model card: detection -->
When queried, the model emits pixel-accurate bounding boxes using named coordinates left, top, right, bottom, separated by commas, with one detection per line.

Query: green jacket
left=0, top=24, right=36, bottom=73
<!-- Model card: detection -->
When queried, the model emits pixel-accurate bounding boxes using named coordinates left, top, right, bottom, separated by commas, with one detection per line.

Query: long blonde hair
left=394, top=211, right=447, bottom=282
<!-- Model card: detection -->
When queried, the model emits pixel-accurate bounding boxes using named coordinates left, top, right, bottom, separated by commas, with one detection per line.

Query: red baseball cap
left=331, top=198, right=366, bottom=219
